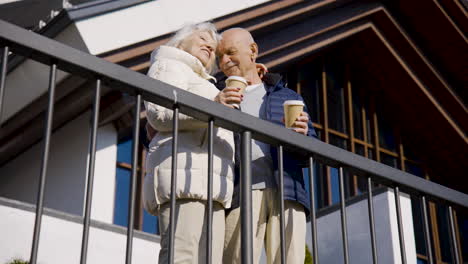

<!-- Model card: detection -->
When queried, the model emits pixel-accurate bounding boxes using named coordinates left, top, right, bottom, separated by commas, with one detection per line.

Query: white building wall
left=75, top=0, right=272, bottom=55
left=91, top=124, right=118, bottom=223
left=1, top=23, right=88, bottom=123
left=2, top=0, right=270, bottom=123
left=305, top=189, right=417, bottom=264
left=0, top=198, right=159, bottom=264
left=0, top=111, right=118, bottom=223
left=0, top=189, right=416, bottom=264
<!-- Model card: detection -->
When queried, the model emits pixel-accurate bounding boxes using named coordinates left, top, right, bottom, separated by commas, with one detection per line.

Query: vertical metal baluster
left=308, top=157, right=318, bottom=264
left=80, top=79, right=101, bottom=264
left=367, top=177, right=378, bottom=264
left=420, top=196, right=433, bottom=264
left=278, top=146, right=286, bottom=264
left=125, top=94, right=141, bottom=264
left=168, top=106, right=179, bottom=264
left=0, top=46, right=8, bottom=122
left=394, top=186, right=407, bottom=264
left=30, top=63, right=57, bottom=264
left=338, top=167, right=350, bottom=264
left=241, top=131, right=253, bottom=264
left=448, top=206, right=461, bottom=264
left=206, top=120, right=214, bottom=264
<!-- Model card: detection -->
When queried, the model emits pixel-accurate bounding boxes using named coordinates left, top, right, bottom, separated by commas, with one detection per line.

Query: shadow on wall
left=0, top=111, right=117, bottom=217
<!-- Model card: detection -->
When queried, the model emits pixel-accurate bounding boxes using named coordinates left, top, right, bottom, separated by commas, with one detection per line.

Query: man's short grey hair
left=166, top=22, right=221, bottom=48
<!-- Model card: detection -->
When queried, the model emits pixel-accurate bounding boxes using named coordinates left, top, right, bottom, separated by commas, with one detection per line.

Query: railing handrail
left=0, top=19, right=467, bottom=211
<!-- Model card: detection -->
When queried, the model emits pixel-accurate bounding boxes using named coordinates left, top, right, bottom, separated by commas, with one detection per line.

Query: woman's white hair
left=151, top=22, right=220, bottom=74
left=166, top=22, right=220, bottom=48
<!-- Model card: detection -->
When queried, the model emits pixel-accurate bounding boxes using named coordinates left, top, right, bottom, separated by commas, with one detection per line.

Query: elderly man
left=214, top=28, right=317, bottom=264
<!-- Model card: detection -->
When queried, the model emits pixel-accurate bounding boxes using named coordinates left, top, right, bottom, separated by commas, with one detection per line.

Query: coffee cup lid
left=226, top=76, right=248, bottom=84
left=283, top=100, right=304, bottom=106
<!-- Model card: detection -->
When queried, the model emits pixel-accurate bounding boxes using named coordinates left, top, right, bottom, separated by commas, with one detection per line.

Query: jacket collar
left=263, top=73, right=284, bottom=92
left=150, top=45, right=216, bottom=82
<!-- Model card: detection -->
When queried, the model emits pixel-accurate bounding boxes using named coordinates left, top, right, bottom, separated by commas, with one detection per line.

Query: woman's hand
left=146, top=122, right=157, bottom=141
left=214, top=87, right=244, bottom=109
left=256, top=63, right=268, bottom=79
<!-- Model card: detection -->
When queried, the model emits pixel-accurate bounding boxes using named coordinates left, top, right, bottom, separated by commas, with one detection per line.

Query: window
left=436, top=205, right=453, bottom=263
left=114, top=137, right=158, bottom=234
left=411, top=197, right=428, bottom=258
left=377, top=103, right=397, bottom=153
left=303, top=163, right=323, bottom=209
left=381, top=153, right=398, bottom=169
left=417, top=258, right=427, bottom=264
left=299, top=61, right=322, bottom=124
left=457, top=213, right=468, bottom=262
left=325, top=57, right=347, bottom=134
left=286, top=47, right=463, bottom=262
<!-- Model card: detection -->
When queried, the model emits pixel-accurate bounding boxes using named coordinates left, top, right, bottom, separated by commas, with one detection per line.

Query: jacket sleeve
left=144, top=59, right=208, bottom=132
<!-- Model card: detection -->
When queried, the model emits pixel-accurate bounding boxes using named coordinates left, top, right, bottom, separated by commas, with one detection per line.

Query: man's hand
left=214, top=87, right=243, bottom=109
left=282, top=112, right=309, bottom=135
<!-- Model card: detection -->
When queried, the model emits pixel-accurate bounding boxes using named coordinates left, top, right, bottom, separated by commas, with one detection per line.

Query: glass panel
left=355, top=144, right=365, bottom=157
left=411, top=197, right=428, bottom=256
left=381, top=153, right=398, bottom=168
left=366, top=115, right=373, bottom=144
left=328, top=166, right=352, bottom=204
left=352, top=88, right=364, bottom=140
left=352, top=75, right=372, bottom=143
left=405, top=162, right=424, bottom=178
left=329, top=134, right=347, bottom=150
left=355, top=144, right=367, bottom=194
left=436, top=205, right=453, bottom=263
left=316, top=129, right=322, bottom=141
left=117, top=138, right=132, bottom=164
left=417, top=258, right=427, bottom=264
left=457, top=212, right=468, bottom=262
left=344, top=170, right=353, bottom=199
left=326, top=59, right=347, bottom=133
left=378, top=127, right=397, bottom=152
left=404, top=144, right=420, bottom=162
left=299, top=61, right=322, bottom=124
left=368, top=148, right=375, bottom=160
left=330, top=167, right=340, bottom=205
left=316, top=162, right=327, bottom=209
left=114, top=167, right=131, bottom=227
left=142, top=210, right=158, bottom=234
left=355, top=176, right=366, bottom=195
left=304, top=161, right=327, bottom=209
left=303, top=162, right=322, bottom=210
left=327, top=168, right=354, bottom=203
left=376, top=105, right=397, bottom=152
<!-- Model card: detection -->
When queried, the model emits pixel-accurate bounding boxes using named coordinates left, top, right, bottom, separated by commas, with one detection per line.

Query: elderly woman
left=143, top=22, right=235, bottom=263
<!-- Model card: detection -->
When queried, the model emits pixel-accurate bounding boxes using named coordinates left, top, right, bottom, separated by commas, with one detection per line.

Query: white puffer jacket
left=143, top=46, right=234, bottom=215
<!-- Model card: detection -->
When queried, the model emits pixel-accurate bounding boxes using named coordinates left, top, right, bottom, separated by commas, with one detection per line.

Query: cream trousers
left=158, top=199, right=225, bottom=264
left=223, top=188, right=306, bottom=264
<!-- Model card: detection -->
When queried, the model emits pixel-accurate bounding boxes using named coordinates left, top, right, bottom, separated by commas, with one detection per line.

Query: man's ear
left=250, top=43, right=259, bottom=62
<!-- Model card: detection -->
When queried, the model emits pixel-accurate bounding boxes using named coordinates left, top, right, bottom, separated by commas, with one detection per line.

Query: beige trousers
left=223, top=189, right=306, bottom=264
left=158, top=199, right=225, bottom=264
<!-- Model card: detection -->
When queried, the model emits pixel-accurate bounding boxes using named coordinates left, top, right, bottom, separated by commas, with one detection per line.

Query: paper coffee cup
left=225, top=76, right=248, bottom=92
left=225, top=76, right=248, bottom=108
left=283, top=100, right=305, bottom=128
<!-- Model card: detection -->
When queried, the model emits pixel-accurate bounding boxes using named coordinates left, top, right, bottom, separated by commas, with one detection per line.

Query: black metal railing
left=0, top=19, right=467, bottom=264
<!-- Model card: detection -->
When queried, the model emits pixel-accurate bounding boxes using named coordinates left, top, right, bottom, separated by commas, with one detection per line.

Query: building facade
left=0, top=0, right=466, bottom=263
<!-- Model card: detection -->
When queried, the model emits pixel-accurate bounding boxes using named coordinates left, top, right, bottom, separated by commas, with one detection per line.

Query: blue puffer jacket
left=217, top=73, right=318, bottom=215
